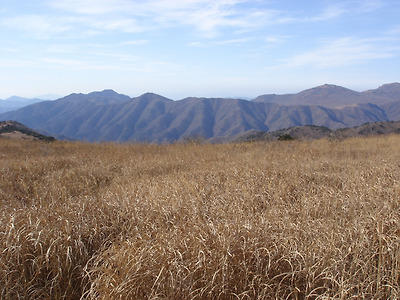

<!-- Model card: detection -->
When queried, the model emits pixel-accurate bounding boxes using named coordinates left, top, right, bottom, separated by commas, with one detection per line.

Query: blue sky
left=0, top=0, right=399, bottom=99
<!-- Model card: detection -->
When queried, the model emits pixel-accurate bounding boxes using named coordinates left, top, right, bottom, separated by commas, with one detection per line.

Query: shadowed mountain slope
left=229, top=120, right=400, bottom=143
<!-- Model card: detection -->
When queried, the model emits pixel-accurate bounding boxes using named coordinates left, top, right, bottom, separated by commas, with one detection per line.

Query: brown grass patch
left=1, top=137, right=400, bottom=299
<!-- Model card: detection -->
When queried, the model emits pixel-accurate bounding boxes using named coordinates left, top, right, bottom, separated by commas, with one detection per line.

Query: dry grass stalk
left=0, top=136, right=400, bottom=299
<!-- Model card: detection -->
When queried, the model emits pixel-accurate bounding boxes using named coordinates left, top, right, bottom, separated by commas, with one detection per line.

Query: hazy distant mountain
left=362, top=82, right=400, bottom=100
left=253, top=83, right=400, bottom=108
left=0, top=84, right=400, bottom=142
left=0, top=96, right=46, bottom=114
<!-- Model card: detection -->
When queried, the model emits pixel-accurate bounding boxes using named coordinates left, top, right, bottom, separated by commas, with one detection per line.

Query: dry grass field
left=1, top=136, right=400, bottom=299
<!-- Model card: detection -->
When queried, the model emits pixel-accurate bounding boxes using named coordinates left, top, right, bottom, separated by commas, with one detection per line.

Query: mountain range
left=253, top=83, right=400, bottom=108
left=0, top=83, right=399, bottom=142
left=228, top=121, right=400, bottom=143
left=0, top=96, right=47, bottom=114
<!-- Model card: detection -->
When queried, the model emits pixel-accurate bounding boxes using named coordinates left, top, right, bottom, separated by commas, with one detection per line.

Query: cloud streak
left=3, top=0, right=302, bottom=39
left=3, top=0, right=385, bottom=41
left=0, top=0, right=398, bottom=99
left=1, top=15, right=74, bottom=39
left=278, top=37, right=399, bottom=69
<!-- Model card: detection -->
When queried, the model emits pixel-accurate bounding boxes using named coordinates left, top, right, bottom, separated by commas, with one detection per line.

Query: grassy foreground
left=1, top=136, right=400, bottom=299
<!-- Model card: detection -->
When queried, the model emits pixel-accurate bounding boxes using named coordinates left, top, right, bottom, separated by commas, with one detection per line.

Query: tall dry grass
left=1, top=136, right=400, bottom=299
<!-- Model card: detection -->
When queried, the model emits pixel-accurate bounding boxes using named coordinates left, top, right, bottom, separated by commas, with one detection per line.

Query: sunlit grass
left=1, top=136, right=400, bottom=299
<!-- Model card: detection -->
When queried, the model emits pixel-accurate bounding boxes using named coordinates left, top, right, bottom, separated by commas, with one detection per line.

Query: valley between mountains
left=1, top=83, right=399, bottom=142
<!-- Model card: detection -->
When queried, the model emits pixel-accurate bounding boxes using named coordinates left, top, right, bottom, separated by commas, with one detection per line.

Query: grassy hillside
left=0, top=120, right=55, bottom=141
left=1, top=137, right=400, bottom=299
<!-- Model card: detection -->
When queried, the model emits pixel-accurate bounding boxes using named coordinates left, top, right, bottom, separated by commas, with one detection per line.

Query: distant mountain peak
left=88, top=89, right=124, bottom=97
left=320, top=83, right=342, bottom=88
left=61, top=89, right=132, bottom=104
left=142, top=92, right=160, bottom=96
left=364, top=82, right=400, bottom=91
left=1, top=83, right=400, bottom=142
left=378, top=82, right=400, bottom=88
left=296, top=84, right=358, bottom=100
left=134, top=92, right=173, bottom=102
left=4, top=96, right=23, bottom=101
left=311, top=84, right=355, bottom=92
left=363, top=82, right=400, bottom=100
left=5, top=95, right=43, bottom=102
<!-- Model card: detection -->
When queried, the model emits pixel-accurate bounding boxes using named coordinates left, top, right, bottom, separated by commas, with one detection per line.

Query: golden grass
left=1, top=136, right=400, bottom=299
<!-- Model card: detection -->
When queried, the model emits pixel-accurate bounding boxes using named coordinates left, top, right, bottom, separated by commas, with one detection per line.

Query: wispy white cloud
left=1, top=14, right=149, bottom=40
left=45, top=43, right=105, bottom=54
left=277, top=37, right=398, bottom=69
left=189, top=35, right=284, bottom=48
left=1, top=15, right=74, bottom=39
left=41, top=57, right=118, bottom=70
left=1, top=0, right=398, bottom=99
left=264, top=36, right=286, bottom=43
left=3, top=0, right=380, bottom=41
left=385, top=25, right=400, bottom=36
left=49, top=0, right=136, bottom=15
left=144, top=60, right=184, bottom=72
left=188, top=41, right=204, bottom=47
left=120, top=40, right=149, bottom=46
left=39, top=54, right=185, bottom=73
left=358, top=0, right=384, bottom=12
left=214, top=37, right=253, bottom=45
left=0, top=47, right=21, bottom=54
left=46, top=0, right=293, bottom=38
left=89, top=17, right=146, bottom=33
left=0, top=58, right=38, bottom=68
left=42, top=43, right=145, bottom=68
left=309, top=4, right=348, bottom=21
left=301, top=1, right=385, bottom=23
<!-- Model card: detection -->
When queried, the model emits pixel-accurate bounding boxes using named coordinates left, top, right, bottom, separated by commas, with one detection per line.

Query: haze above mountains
left=1, top=83, right=400, bottom=142
left=0, top=96, right=46, bottom=114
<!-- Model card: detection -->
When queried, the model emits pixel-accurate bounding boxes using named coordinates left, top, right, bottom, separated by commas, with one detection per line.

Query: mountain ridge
left=228, top=120, right=400, bottom=143
left=0, top=120, right=55, bottom=141
left=0, top=96, right=46, bottom=114
left=0, top=83, right=399, bottom=142
left=253, top=83, right=400, bottom=108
